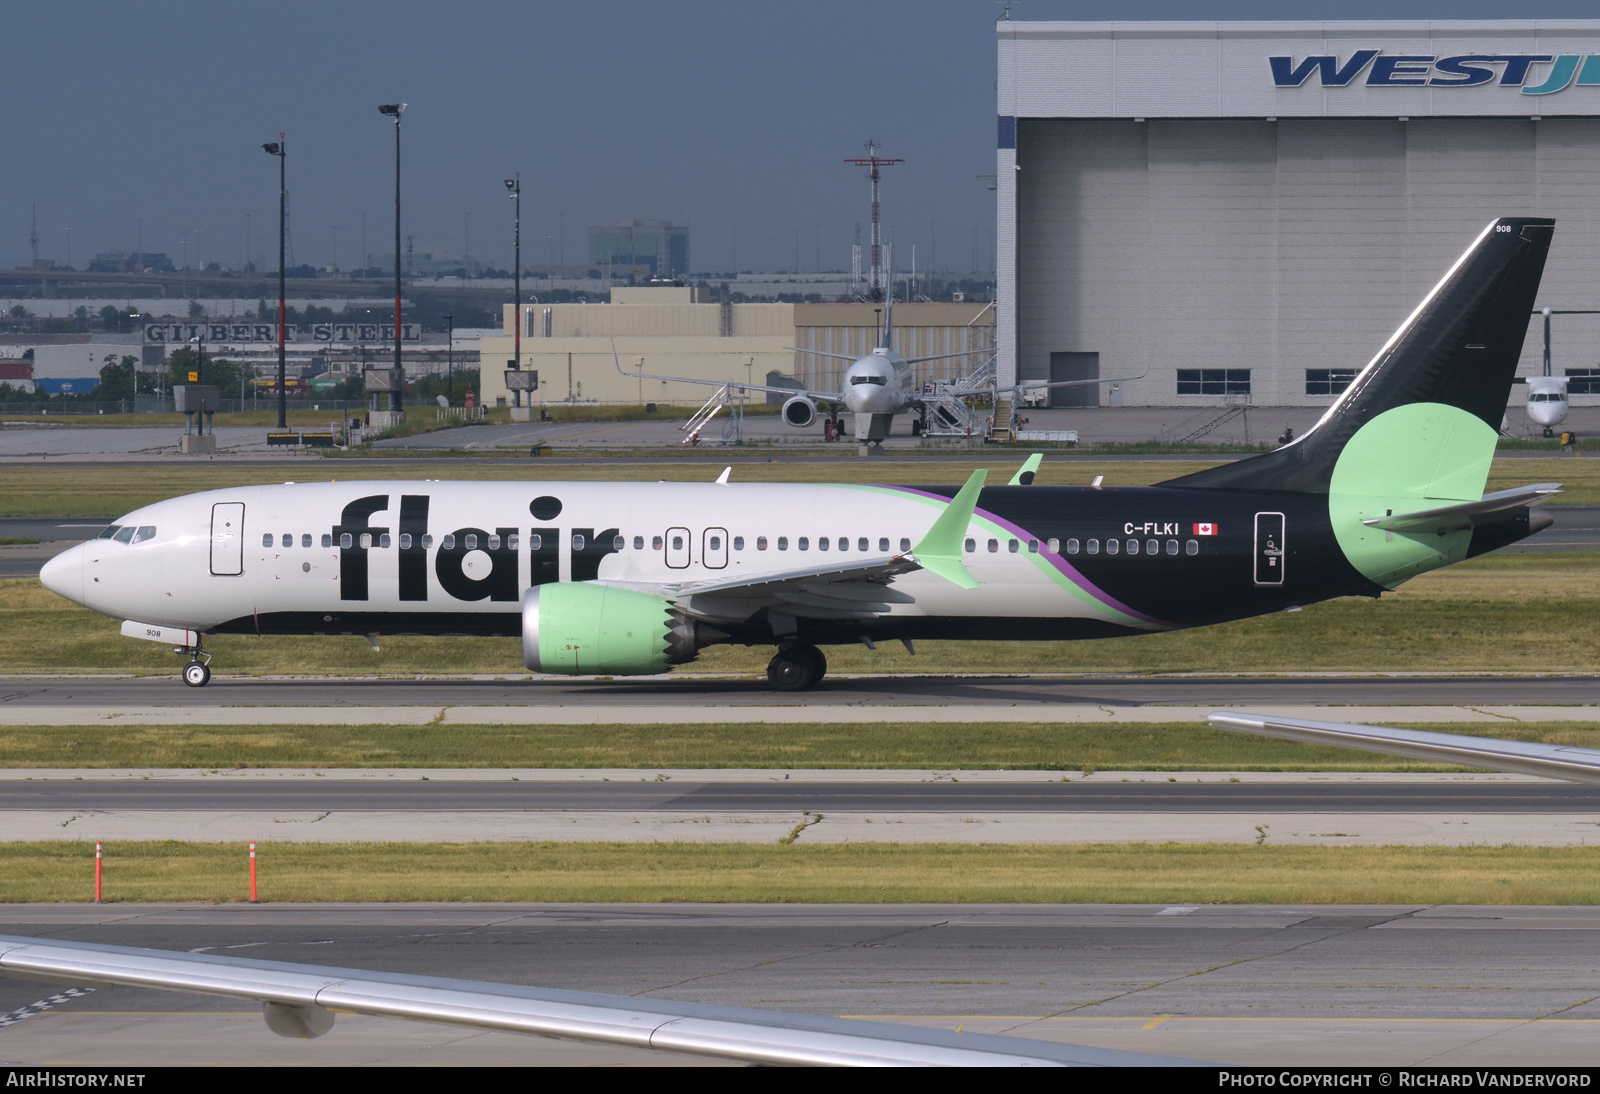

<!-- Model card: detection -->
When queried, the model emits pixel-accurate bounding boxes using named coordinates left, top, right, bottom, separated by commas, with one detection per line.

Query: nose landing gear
left=767, top=643, right=827, bottom=691
left=176, top=641, right=212, bottom=687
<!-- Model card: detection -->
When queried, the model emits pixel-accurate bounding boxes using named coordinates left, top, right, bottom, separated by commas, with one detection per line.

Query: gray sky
left=8, top=1, right=1594, bottom=277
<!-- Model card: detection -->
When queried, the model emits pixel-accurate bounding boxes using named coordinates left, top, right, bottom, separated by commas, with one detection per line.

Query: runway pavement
left=1, top=903, right=1597, bottom=1066
left=4, top=671, right=1597, bottom=710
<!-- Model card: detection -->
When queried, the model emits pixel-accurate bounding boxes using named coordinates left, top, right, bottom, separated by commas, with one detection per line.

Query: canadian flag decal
left=1193, top=523, right=1218, bottom=536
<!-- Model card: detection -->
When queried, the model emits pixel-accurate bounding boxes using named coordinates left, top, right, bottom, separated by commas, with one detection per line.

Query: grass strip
left=4, top=720, right=1599, bottom=770
left=10, top=552, right=1600, bottom=675
left=4, top=841, right=1597, bottom=905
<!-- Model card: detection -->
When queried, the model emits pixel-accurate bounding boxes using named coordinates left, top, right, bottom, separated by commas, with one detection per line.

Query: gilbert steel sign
left=1272, top=51, right=1599, bottom=95
left=145, top=323, right=421, bottom=344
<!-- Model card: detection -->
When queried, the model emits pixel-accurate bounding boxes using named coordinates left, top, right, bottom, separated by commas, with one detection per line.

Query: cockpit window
left=133, top=526, right=156, bottom=543
left=112, top=526, right=136, bottom=544
left=850, top=374, right=888, bottom=386
left=98, top=526, right=120, bottom=539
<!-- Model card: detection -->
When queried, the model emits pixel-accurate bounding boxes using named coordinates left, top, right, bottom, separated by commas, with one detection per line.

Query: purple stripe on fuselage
left=876, top=485, right=1168, bottom=626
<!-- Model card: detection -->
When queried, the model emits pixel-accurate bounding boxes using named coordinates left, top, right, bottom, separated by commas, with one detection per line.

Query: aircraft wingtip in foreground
left=41, top=217, right=1559, bottom=689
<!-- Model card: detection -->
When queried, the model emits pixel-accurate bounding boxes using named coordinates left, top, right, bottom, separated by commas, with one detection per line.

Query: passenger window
left=380, top=534, right=392, bottom=549
left=1186, top=539, right=1199, bottom=556
left=757, top=537, right=768, bottom=551
left=1027, top=539, right=1037, bottom=553
left=113, top=526, right=136, bottom=544
left=360, top=533, right=373, bottom=549
left=858, top=537, right=868, bottom=552
left=400, top=534, right=412, bottom=549
left=818, top=537, right=829, bottom=551
left=1145, top=539, right=1158, bottom=556
left=614, top=535, right=625, bottom=550
left=709, top=535, right=722, bottom=551
left=1086, top=539, right=1099, bottom=554
left=671, top=535, right=683, bottom=550
left=301, top=533, right=311, bottom=548
left=899, top=537, right=910, bottom=552
left=778, top=537, right=789, bottom=550
left=281, top=534, right=292, bottom=548
left=341, top=533, right=353, bottom=549
left=964, top=538, right=975, bottom=553
left=878, top=537, right=889, bottom=552
left=487, top=535, right=500, bottom=550
left=464, top=534, right=477, bottom=550
left=1105, top=539, right=1119, bottom=555
left=98, top=526, right=120, bottom=539
left=441, top=534, right=454, bottom=550
left=262, top=533, right=273, bottom=548
left=733, top=536, right=744, bottom=551
left=1166, top=539, right=1178, bottom=556
left=634, top=536, right=645, bottom=549
left=651, top=535, right=662, bottom=550
left=423, top=535, right=433, bottom=549
left=530, top=534, right=542, bottom=550
left=987, top=538, right=999, bottom=553
left=1125, top=540, right=1138, bottom=555
left=1049, top=538, right=1060, bottom=553
left=1065, top=538, right=1079, bottom=555
left=134, top=527, right=156, bottom=543
left=798, top=537, right=809, bottom=550
left=322, top=534, right=332, bottom=548
left=509, top=535, right=520, bottom=550
left=1008, top=539, right=1019, bottom=554
left=572, top=534, right=585, bottom=551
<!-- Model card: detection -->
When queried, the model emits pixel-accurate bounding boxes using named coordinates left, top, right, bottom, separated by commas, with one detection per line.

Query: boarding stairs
left=1160, top=395, right=1252, bottom=443
left=679, top=383, right=745, bottom=446
left=919, top=357, right=998, bottom=439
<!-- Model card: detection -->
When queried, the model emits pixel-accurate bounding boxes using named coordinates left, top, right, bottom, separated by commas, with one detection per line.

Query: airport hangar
left=995, top=20, right=1600, bottom=412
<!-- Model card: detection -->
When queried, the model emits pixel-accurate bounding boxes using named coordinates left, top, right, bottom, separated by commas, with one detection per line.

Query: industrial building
left=479, top=286, right=993, bottom=408
left=588, top=220, right=690, bottom=279
left=996, top=21, right=1600, bottom=409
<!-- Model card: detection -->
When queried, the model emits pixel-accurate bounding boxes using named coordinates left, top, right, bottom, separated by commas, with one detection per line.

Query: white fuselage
left=39, top=480, right=1164, bottom=636
left=1527, top=375, right=1570, bottom=428
left=839, top=349, right=917, bottom=416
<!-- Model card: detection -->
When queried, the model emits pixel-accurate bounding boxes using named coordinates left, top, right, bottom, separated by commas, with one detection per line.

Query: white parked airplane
left=616, top=299, right=1141, bottom=445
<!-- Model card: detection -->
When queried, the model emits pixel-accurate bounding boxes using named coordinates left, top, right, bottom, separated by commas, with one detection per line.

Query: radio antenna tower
left=844, top=141, right=902, bottom=302
left=29, top=204, right=39, bottom=268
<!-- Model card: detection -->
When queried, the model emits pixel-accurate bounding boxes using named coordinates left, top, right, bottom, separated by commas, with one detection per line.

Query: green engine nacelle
left=522, top=582, right=706, bottom=676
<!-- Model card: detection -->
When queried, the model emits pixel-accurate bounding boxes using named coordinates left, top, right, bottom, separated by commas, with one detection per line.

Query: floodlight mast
left=506, top=175, right=521, bottom=402
left=261, top=135, right=287, bottom=428
left=379, top=103, right=406, bottom=413
left=844, top=140, right=903, bottom=303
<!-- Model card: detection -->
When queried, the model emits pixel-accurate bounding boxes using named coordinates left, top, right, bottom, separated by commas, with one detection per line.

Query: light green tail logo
left=1328, top=402, right=1498, bottom=588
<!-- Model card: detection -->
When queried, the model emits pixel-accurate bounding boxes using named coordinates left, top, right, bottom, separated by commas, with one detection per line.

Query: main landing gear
left=766, top=643, right=827, bottom=691
left=178, top=641, right=212, bottom=688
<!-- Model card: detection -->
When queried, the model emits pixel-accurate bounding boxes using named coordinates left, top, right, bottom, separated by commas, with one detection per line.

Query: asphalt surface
left=5, top=672, right=1597, bottom=708
left=2, top=904, right=1599, bottom=1065
left=3, top=778, right=1596, bottom=813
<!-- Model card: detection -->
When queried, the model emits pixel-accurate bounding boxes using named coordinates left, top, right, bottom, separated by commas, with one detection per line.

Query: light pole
left=262, top=135, right=287, bottom=428
left=505, top=175, right=521, bottom=406
left=379, top=103, right=406, bottom=414
left=445, top=313, right=454, bottom=404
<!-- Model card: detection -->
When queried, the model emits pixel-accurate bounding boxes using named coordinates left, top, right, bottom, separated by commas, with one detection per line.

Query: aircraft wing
left=1360, top=483, right=1561, bottom=533
left=996, top=372, right=1148, bottom=395
left=1207, top=712, right=1600, bottom=785
left=0, top=934, right=1199, bottom=1066
left=613, top=342, right=843, bottom=403
left=607, top=471, right=989, bottom=622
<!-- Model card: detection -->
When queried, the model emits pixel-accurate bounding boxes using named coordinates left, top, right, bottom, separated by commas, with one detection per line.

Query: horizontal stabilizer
left=1361, top=483, right=1561, bottom=533
left=1208, top=712, right=1600, bottom=786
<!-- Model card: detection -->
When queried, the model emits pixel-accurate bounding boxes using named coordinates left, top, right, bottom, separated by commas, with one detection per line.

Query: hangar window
left=1567, top=369, right=1600, bottom=394
left=1176, top=369, right=1250, bottom=396
left=899, top=537, right=911, bottom=552
left=301, top=534, right=311, bottom=548
left=1305, top=369, right=1358, bottom=396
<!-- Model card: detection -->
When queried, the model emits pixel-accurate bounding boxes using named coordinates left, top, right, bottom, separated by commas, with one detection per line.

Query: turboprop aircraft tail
left=1163, top=217, right=1554, bottom=496
left=1163, top=217, right=1556, bottom=588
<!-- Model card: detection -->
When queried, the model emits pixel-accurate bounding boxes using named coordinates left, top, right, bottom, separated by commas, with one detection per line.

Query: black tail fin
left=1162, top=217, right=1554, bottom=493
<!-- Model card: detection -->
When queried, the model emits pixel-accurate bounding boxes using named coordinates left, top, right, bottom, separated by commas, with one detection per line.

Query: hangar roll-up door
left=1048, top=351, right=1098, bottom=408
